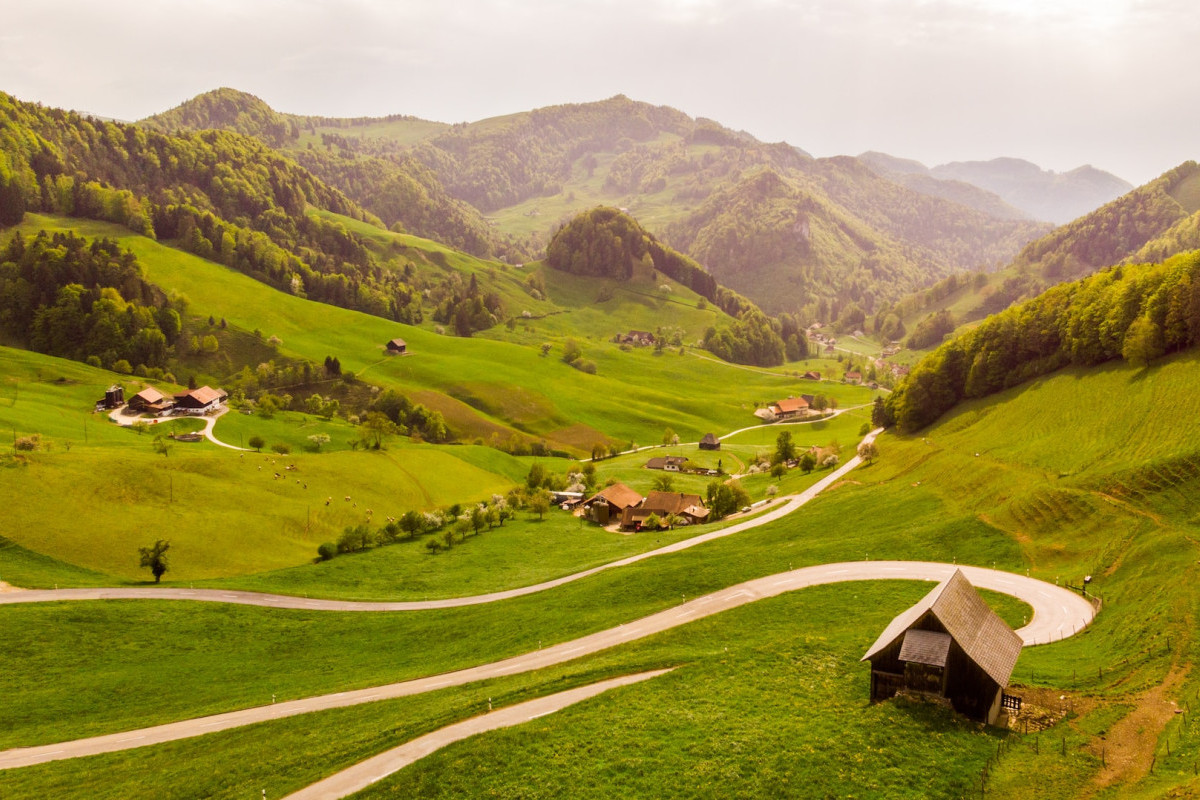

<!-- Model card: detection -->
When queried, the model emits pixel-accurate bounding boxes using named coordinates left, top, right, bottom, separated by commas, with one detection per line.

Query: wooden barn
left=861, top=570, right=1023, bottom=725
left=699, top=433, right=720, bottom=451
left=173, top=386, right=227, bottom=415
left=583, top=483, right=644, bottom=526
left=386, top=338, right=407, bottom=355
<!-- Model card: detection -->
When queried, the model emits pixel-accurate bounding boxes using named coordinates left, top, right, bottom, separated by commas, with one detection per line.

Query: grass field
left=6, top=345, right=1200, bottom=796
left=12, top=214, right=875, bottom=452
left=0, top=583, right=1031, bottom=800
left=7, top=208, right=1200, bottom=797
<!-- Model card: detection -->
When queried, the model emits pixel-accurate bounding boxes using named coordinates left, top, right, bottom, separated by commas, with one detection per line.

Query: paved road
left=279, top=670, right=673, bottom=800
left=0, top=559, right=1093, bottom=770
left=0, top=431, right=882, bottom=612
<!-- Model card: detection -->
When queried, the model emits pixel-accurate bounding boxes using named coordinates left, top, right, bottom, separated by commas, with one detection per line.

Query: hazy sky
left=2, top=0, right=1196, bottom=184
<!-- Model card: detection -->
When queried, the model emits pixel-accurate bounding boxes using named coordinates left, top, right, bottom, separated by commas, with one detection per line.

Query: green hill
left=138, top=90, right=1049, bottom=323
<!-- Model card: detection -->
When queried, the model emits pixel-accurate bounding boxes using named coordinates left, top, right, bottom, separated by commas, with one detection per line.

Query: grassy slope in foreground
left=6, top=348, right=1200, bottom=795
left=0, top=346, right=515, bottom=580
left=0, top=583, right=1029, bottom=800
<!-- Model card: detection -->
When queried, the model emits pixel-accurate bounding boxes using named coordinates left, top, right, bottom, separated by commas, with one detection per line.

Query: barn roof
left=899, top=629, right=951, bottom=668
left=388, top=338, right=407, bottom=348
left=700, top=433, right=720, bottom=444
left=586, top=482, right=644, bottom=510
left=773, top=397, right=809, bottom=413
left=176, top=386, right=222, bottom=405
left=862, top=570, right=1023, bottom=687
left=133, top=387, right=165, bottom=404
left=642, top=491, right=704, bottom=516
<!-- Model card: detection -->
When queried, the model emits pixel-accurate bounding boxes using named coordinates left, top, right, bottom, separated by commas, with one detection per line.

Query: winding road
left=0, top=425, right=1097, bottom=794
left=0, top=560, right=1094, bottom=771
left=0, top=430, right=880, bottom=611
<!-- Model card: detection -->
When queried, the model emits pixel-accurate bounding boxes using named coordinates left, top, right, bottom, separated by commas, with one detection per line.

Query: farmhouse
left=803, top=371, right=821, bottom=381
left=699, top=433, right=720, bottom=451
left=173, top=386, right=227, bottom=415
left=127, top=386, right=171, bottom=415
left=645, top=455, right=687, bottom=471
left=845, top=371, right=863, bottom=384
left=583, top=483, right=644, bottom=525
left=621, top=491, right=709, bottom=530
left=861, top=570, right=1023, bottom=725
left=386, top=338, right=407, bottom=355
left=769, top=396, right=810, bottom=420
left=617, top=330, right=656, bottom=347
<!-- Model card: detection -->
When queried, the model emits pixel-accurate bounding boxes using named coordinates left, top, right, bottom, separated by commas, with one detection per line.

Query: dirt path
left=1082, top=666, right=1189, bottom=796
left=280, top=670, right=672, bottom=800
left=0, top=581, right=23, bottom=593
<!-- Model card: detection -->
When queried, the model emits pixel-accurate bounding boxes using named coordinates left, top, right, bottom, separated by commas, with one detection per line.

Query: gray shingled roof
left=899, top=629, right=951, bottom=667
left=861, top=570, right=1023, bottom=687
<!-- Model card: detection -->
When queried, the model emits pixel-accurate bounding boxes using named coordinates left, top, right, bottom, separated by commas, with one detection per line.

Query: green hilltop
left=135, top=88, right=1051, bottom=320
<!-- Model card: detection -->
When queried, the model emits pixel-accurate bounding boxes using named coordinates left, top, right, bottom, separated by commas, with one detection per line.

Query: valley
left=1, top=83, right=1198, bottom=800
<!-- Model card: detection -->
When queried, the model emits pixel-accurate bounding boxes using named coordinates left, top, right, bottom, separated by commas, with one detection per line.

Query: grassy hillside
left=4, top=349, right=1200, bottom=797
left=13, top=214, right=873, bottom=451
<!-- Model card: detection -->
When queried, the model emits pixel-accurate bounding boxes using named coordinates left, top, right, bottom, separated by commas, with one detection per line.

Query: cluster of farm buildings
left=95, top=384, right=228, bottom=417
left=579, top=483, right=711, bottom=530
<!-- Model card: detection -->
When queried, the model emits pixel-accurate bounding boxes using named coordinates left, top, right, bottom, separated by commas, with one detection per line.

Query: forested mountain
left=858, top=153, right=1029, bottom=220
left=1012, top=162, right=1200, bottom=280
left=141, top=89, right=507, bottom=259
left=546, top=206, right=804, bottom=366
left=860, top=152, right=1133, bottom=224
left=143, top=89, right=1047, bottom=326
left=663, top=161, right=1048, bottom=316
left=882, top=249, right=1200, bottom=432
left=0, top=91, right=450, bottom=326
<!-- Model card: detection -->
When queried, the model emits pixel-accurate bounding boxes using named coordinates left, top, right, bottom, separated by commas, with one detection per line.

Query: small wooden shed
left=699, top=433, right=721, bottom=451
left=386, top=338, right=407, bottom=355
left=861, top=570, right=1022, bottom=724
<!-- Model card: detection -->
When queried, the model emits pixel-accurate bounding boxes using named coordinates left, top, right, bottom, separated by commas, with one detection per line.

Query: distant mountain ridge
left=859, top=152, right=1132, bottom=224
left=138, top=88, right=1051, bottom=320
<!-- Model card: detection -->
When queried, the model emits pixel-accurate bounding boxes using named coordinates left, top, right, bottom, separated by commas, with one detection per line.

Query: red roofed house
left=769, top=396, right=810, bottom=420
left=173, top=386, right=227, bottom=415
left=845, top=371, right=863, bottom=384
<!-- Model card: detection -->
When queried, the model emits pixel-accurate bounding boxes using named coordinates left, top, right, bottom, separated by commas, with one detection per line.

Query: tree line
left=0, top=230, right=180, bottom=372
left=882, top=250, right=1200, bottom=432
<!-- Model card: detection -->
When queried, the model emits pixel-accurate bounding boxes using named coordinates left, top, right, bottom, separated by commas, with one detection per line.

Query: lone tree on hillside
left=857, top=441, right=879, bottom=465
left=248, top=435, right=265, bottom=452
left=138, top=540, right=170, bottom=583
left=774, top=430, right=796, bottom=465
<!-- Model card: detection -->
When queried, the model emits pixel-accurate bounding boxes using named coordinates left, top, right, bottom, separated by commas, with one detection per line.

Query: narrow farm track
left=0, top=430, right=883, bottom=611
left=0, top=561, right=1094, bottom=770
left=279, top=670, right=674, bottom=800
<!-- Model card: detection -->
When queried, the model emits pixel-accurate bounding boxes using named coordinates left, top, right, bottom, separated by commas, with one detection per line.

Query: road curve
left=0, top=560, right=1093, bottom=770
left=280, top=669, right=673, bottom=800
left=0, top=431, right=882, bottom=612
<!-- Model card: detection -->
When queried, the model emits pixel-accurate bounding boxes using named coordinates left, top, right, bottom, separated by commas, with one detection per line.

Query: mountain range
left=141, top=89, right=1060, bottom=318
left=859, top=152, right=1132, bottom=224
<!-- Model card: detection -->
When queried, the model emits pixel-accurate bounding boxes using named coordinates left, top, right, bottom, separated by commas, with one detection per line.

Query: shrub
left=317, top=542, right=337, bottom=561
left=14, top=435, right=40, bottom=452
left=271, top=443, right=291, bottom=455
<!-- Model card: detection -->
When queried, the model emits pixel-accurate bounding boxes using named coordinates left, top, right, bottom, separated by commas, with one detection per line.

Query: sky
left=1, top=0, right=1196, bottom=185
